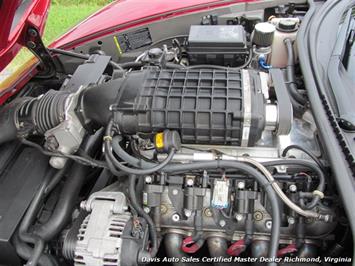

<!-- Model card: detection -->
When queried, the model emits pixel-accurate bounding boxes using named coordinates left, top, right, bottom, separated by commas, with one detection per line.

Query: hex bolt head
left=160, top=204, right=168, bottom=214
left=237, top=182, right=245, bottom=190
left=219, top=219, right=226, bottom=227
left=184, top=209, right=192, bottom=217
left=289, top=184, right=297, bottom=192
left=235, top=214, right=243, bottom=221
left=288, top=216, right=295, bottom=225
left=172, top=213, right=180, bottom=222
left=172, top=189, right=179, bottom=195
left=143, top=206, right=151, bottom=214
left=145, top=176, right=152, bottom=184
left=28, top=28, right=38, bottom=37
left=186, top=178, right=194, bottom=187
left=204, top=208, right=212, bottom=217
left=27, top=41, right=36, bottom=49
left=253, top=211, right=263, bottom=221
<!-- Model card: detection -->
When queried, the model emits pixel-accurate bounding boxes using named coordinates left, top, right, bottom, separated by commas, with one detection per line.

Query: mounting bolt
left=219, top=219, right=226, bottom=227
left=27, top=41, right=36, bottom=49
left=160, top=204, right=168, bottom=214
left=204, top=208, right=213, bottom=217
left=235, top=214, right=243, bottom=222
left=172, top=213, right=180, bottom=222
left=289, top=184, right=297, bottom=192
left=253, top=211, right=263, bottom=221
left=172, top=189, right=179, bottom=195
left=237, top=181, right=245, bottom=190
left=143, top=206, right=151, bottom=214
left=288, top=216, right=295, bottom=225
left=28, top=28, right=38, bottom=37
left=186, top=178, right=194, bottom=187
left=145, top=176, right=152, bottom=184
left=265, top=220, right=272, bottom=230
left=184, top=209, right=192, bottom=217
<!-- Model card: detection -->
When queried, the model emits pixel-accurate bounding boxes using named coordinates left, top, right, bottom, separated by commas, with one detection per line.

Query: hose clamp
left=312, top=190, right=324, bottom=199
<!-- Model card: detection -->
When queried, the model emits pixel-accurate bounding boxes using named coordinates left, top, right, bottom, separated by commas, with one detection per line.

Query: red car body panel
left=50, top=0, right=256, bottom=49
left=0, top=0, right=255, bottom=105
left=0, top=0, right=50, bottom=71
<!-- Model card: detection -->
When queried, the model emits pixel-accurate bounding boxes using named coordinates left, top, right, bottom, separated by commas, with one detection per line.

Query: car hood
left=0, top=0, right=50, bottom=72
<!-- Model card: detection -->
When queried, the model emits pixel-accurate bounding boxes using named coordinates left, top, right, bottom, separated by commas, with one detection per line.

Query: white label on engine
left=212, top=180, right=229, bottom=209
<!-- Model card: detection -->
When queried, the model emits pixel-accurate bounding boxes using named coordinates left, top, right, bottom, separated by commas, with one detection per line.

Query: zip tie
left=312, top=190, right=324, bottom=199
left=103, top=135, right=113, bottom=142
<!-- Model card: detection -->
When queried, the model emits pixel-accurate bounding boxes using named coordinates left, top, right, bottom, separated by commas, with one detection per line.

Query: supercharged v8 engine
left=0, top=2, right=352, bottom=266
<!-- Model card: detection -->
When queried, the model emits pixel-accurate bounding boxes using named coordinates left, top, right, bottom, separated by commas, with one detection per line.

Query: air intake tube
left=0, top=90, right=69, bottom=145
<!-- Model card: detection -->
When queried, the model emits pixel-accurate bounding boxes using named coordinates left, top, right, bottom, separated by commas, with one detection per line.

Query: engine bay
left=0, top=2, right=353, bottom=266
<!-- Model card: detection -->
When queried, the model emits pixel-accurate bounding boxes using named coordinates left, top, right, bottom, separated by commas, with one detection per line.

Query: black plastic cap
left=277, top=20, right=298, bottom=32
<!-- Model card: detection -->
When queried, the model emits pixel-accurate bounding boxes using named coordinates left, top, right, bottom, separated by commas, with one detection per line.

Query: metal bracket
left=25, top=27, right=56, bottom=78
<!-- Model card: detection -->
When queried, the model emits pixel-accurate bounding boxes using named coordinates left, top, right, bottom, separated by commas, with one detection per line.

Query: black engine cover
left=112, top=68, right=266, bottom=146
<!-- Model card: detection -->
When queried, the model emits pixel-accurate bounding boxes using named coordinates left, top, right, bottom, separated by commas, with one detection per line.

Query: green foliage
left=43, top=4, right=105, bottom=44
left=1, top=1, right=109, bottom=74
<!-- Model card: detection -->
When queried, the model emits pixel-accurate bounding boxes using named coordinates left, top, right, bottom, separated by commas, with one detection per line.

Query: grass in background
left=1, top=1, right=111, bottom=81
left=44, top=2, right=111, bottom=44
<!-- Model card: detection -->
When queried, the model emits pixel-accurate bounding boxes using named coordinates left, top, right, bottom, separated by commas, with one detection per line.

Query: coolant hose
left=262, top=159, right=325, bottom=210
left=13, top=233, right=57, bottom=266
left=104, top=121, right=176, bottom=175
left=34, top=130, right=103, bottom=241
left=18, top=168, right=56, bottom=266
left=284, top=38, right=308, bottom=105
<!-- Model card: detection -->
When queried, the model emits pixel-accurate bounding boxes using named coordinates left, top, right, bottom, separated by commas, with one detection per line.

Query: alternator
left=73, top=191, right=149, bottom=266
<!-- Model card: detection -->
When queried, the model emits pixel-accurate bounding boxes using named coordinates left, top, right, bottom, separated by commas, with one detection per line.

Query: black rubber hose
left=104, top=121, right=176, bottom=175
left=34, top=131, right=103, bottom=241
left=13, top=234, right=57, bottom=266
left=282, top=144, right=326, bottom=173
left=44, top=162, right=72, bottom=195
left=113, top=140, right=326, bottom=200
left=0, top=99, right=22, bottom=145
left=129, top=174, right=159, bottom=258
left=284, top=38, right=308, bottom=105
left=120, top=61, right=144, bottom=69
left=262, top=159, right=325, bottom=209
left=18, top=168, right=56, bottom=266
